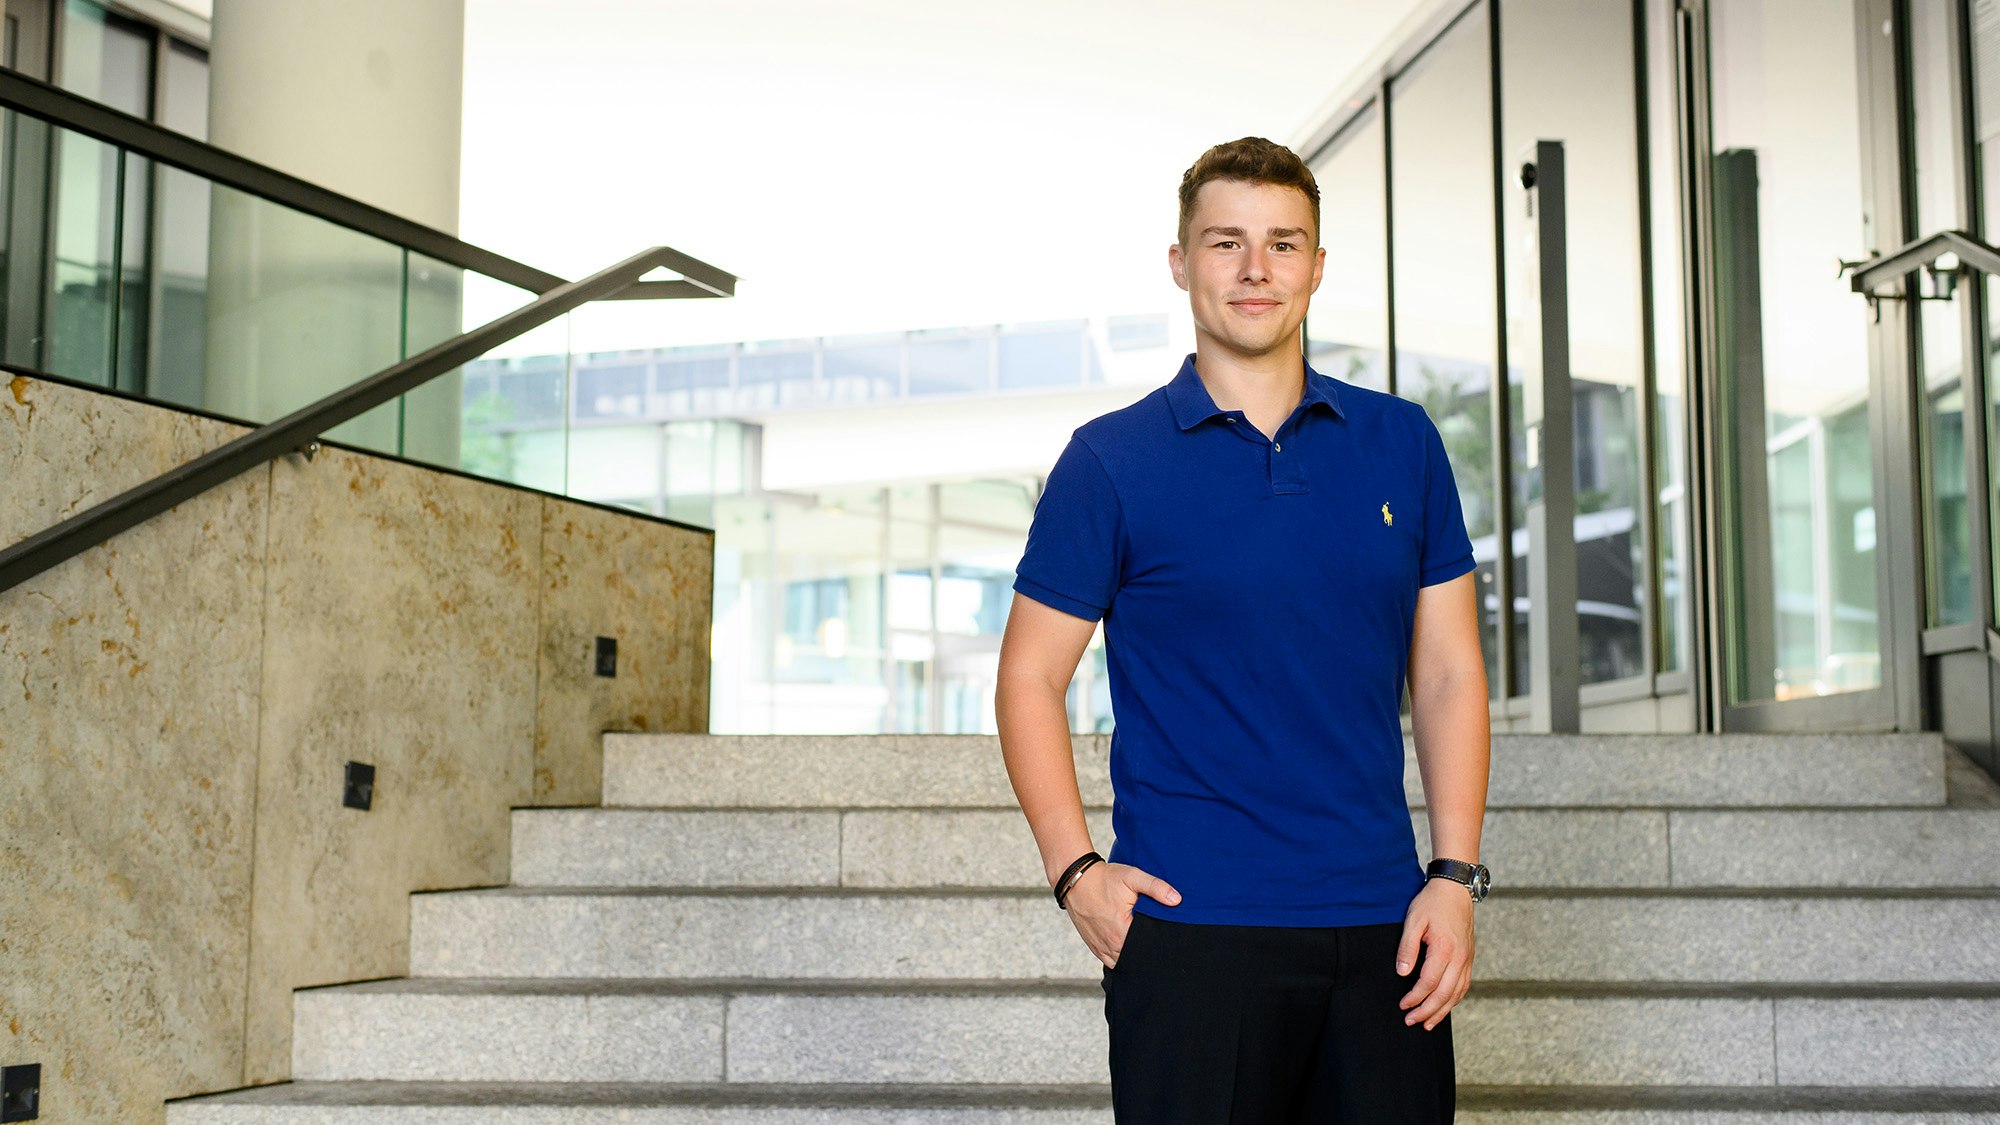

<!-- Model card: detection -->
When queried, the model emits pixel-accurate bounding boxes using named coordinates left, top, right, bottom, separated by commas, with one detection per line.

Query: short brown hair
left=1177, top=137, right=1321, bottom=247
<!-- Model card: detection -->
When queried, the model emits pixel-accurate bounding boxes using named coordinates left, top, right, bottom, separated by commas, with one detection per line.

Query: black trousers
left=1101, top=911, right=1455, bottom=1124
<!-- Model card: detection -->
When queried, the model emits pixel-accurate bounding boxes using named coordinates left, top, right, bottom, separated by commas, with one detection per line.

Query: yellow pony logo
left=1382, top=502, right=1393, bottom=526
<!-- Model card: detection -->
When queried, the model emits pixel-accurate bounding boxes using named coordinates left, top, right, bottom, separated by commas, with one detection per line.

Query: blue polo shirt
left=1012, top=354, right=1476, bottom=927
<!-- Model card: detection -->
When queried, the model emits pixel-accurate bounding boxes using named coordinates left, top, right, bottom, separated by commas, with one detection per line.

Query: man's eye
left=1274, top=242, right=1296, bottom=252
left=1213, top=241, right=1238, bottom=250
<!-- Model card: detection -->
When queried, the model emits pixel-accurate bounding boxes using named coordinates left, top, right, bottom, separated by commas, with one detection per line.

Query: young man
left=994, top=137, right=1491, bottom=1121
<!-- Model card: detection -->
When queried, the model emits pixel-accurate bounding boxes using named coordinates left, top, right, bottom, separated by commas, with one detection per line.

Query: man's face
left=1169, top=179, right=1325, bottom=362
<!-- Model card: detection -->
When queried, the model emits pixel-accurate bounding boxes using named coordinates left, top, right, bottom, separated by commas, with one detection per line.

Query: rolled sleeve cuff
left=1419, top=552, right=1476, bottom=588
left=1013, top=574, right=1107, bottom=622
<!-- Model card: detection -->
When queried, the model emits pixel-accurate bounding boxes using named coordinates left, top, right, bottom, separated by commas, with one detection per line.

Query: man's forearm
left=1409, top=669, right=1490, bottom=864
left=994, top=674, right=1098, bottom=888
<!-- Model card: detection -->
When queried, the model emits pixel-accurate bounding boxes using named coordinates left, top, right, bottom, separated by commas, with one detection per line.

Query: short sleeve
left=1418, top=412, right=1477, bottom=588
left=1012, top=433, right=1125, bottom=622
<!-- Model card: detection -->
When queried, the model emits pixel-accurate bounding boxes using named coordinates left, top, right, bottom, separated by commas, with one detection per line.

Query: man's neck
left=1190, top=335, right=1307, bottom=422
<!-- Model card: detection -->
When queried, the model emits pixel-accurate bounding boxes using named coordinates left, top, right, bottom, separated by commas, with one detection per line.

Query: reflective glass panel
left=739, top=347, right=816, bottom=409
left=568, top=424, right=661, bottom=510
left=1391, top=7, right=1501, bottom=696
left=824, top=336, right=902, bottom=403
left=452, top=277, right=570, bottom=494
left=1645, top=0, right=1691, bottom=674
left=1970, top=0, right=2000, bottom=627
left=393, top=251, right=472, bottom=467
left=1309, top=102, right=1388, bottom=392
left=1502, top=0, right=1648, bottom=688
left=908, top=332, right=989, bottom=396
left=203, top=178, right=405, bottom=445
left=46, top=126, right=119, bottom=387
left=998, top=324, right=1086, bottom=390
left=1911, top=0, right=1972, bottom=626
left=0, top=109, right=50, bottom=373
left=1709, top=0, right=1881, bottom=702
left=52, top=0, right=149, bottom=392
left=150, top=163, right=209, bottom=409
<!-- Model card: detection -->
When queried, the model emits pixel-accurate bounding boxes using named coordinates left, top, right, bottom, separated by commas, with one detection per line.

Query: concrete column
left=202, top=0, right=465, bottom=463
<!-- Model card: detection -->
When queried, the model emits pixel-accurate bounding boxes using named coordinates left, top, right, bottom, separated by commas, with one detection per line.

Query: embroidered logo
left=1382, top=502, right=1393, bottom=526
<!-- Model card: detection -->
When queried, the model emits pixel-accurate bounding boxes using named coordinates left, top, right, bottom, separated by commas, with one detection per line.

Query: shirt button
left=1274, top=442, right=1282, bottom=452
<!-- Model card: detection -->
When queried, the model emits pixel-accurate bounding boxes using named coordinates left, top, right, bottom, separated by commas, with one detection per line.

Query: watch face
left=1471, top=866, right=1491, bottom=901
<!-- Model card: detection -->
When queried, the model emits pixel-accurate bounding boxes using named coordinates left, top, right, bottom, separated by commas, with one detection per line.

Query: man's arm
left=1396, top=568, right=1489, bottom=1032
left=995, top=592, right=1181, bottom=969
left=994, top=591, right=1101, bottom=890
left=1408, top=569, right=1490, bottom=863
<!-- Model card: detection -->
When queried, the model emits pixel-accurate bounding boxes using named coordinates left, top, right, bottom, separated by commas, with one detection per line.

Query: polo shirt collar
left=1165, top=353, right=1346, bottom=431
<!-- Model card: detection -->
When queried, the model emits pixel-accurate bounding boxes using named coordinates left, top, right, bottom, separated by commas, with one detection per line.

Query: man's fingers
left=1136, top=868, right=1176, bottom=900
left=1405, top=960, right=1468, bottom=1028
left=1395, top=919, right=1426, bottom=975
left=1405, top=954, right=1473, bottom=1029
left=1398, top=937, right=1453, bottom=1008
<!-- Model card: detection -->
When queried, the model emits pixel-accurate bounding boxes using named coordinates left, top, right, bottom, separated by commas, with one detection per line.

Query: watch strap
left=1426, top=858, right=1478, bottom=883
left=1425, top=857, right=1490, bottom=902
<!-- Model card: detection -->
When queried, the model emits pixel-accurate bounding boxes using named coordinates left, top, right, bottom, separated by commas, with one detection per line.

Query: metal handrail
left=1849, top=229, right=2000, bottom=294
left=0, top=68, right=738, bottom=300
left=0, top=245, right=720, bottom=594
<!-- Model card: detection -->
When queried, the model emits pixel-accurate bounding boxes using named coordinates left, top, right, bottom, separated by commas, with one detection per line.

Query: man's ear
left=1168, top=242, right=1190, bottom=292
left=1308, top=245, right=1326, bottom=294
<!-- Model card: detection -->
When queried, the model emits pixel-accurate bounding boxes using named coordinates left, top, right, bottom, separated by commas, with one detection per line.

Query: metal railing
left=0, top=245, right=730, bottom=594
left=0, top=65, right=739, bottom=593
left=1847, top=228, right=2000, bottom=295
left=0, top=66, right=733, bottom=302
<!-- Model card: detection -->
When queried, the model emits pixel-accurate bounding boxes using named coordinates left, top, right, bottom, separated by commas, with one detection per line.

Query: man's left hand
left=1395, top=876, right=1475, bottom=1031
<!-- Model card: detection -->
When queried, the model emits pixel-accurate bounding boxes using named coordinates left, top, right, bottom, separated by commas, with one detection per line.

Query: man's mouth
left=1230, top=298, right=1281, bottom=313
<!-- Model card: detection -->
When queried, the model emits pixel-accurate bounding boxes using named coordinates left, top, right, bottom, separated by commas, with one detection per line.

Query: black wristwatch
left=1425, top=858, right=1491, bottom=903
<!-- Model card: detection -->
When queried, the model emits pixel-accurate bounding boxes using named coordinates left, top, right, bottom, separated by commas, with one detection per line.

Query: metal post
left=1520, top=139, right=1581, bottom=732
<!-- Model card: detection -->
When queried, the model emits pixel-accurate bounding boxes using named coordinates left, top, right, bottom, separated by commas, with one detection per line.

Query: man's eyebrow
left=1200, top=225, right=1310, bottom=240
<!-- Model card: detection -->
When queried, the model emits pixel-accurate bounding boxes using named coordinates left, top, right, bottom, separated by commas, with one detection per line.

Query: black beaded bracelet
left=1053, top=850, right=1104, bottom=910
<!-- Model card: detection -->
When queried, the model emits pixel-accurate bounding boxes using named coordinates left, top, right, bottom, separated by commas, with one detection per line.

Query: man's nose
left=1240, top=246, right=1272, bottom=284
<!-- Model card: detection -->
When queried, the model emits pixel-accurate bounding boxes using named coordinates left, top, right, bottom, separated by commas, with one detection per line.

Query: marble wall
left=535, top=500, right=715, bottom=807
left=0, top=375, right=713, bottom=1121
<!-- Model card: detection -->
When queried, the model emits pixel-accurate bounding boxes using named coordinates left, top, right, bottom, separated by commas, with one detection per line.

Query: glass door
left=1694, top=0, right=1910, bottom=730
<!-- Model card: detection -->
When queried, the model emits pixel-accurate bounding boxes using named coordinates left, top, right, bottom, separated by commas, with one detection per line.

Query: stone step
left=510, top=806, right=2000, bottom=891
left=290, top=977, right=2000, bottom=1088
left=168, top=1081, right=1109, bottom=1124
left=409, top=887, right=2000, bottom=983
left=162, top=1080, right=2000, bottom=1123
left=600, top=732, right=1949, bottom=810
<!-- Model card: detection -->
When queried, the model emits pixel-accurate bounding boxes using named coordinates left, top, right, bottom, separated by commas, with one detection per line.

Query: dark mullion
left=1487, top=0, right=1519, bottom=703
left=1676, top=0, right=1728, bottom=732
left=1943, top=0, right=1996, bottom=638
left=1632, top=0, right=1664, bottom=691
left=1383, top=79, right=1397, bottom=401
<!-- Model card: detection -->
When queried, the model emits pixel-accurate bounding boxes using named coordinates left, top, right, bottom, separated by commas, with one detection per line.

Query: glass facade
left=701, top=475, right=1051, bottom=735
left=1299, top=0, right=1969, bottom=734
left=474, top=316, right=1172, bottom=734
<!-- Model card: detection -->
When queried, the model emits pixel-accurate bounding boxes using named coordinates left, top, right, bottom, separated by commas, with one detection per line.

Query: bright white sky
left=459, top=0, right=1421, bottom=352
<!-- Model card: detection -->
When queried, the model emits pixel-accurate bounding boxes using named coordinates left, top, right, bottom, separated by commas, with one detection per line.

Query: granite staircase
left=170, top=732, right=2000, bottom=1122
